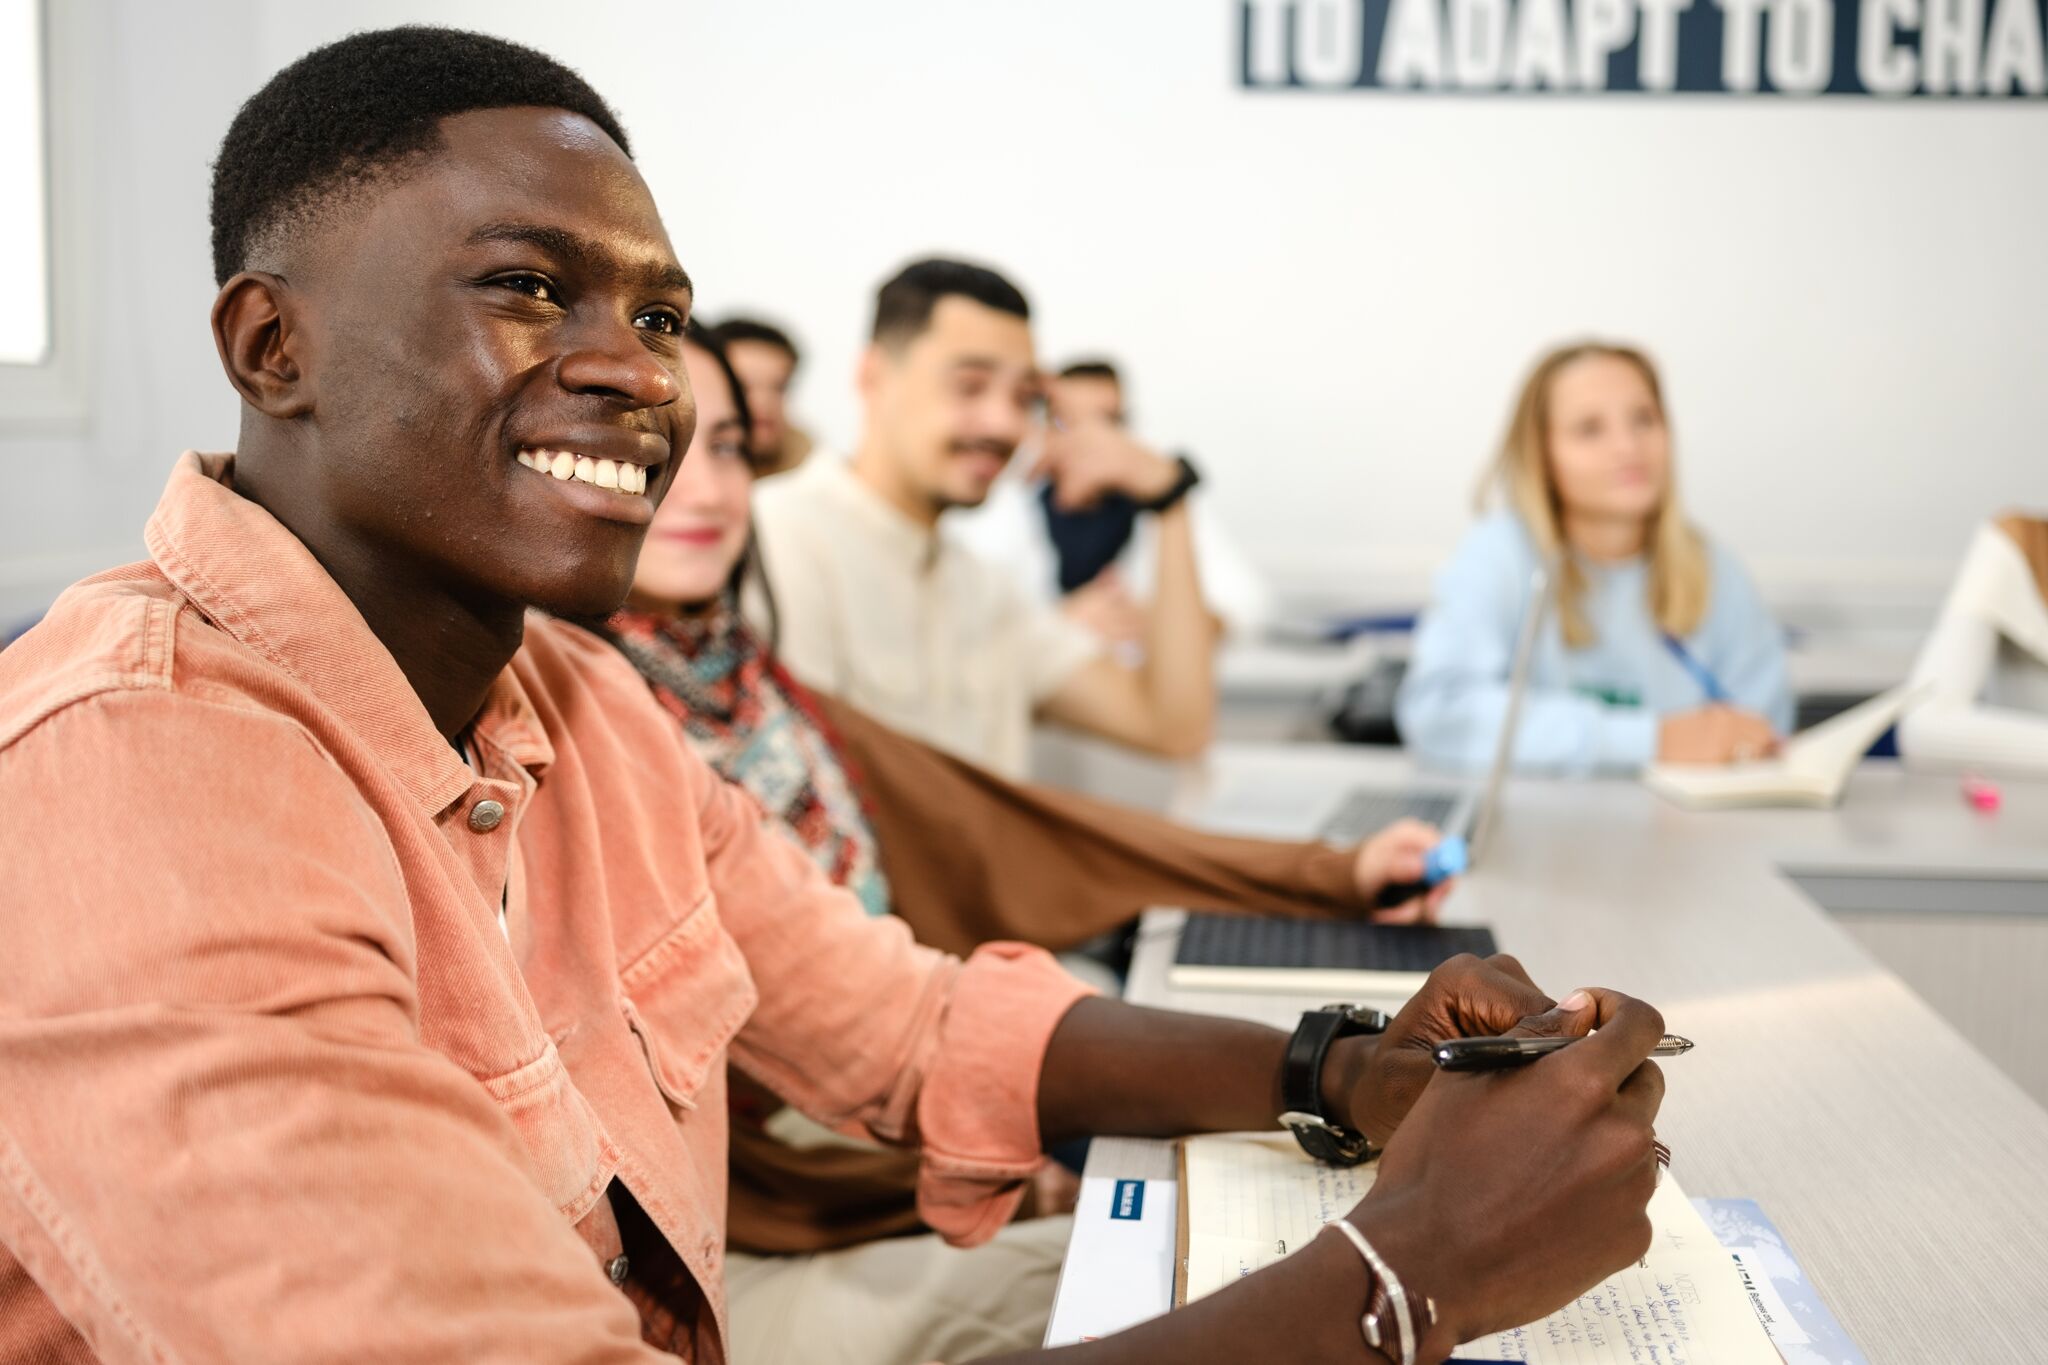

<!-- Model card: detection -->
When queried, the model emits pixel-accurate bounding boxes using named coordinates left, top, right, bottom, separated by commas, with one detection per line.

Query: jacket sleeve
left=1899, top=523, right=2048, bottom=772
left=691, top=747, right=1094, bottom=1248
left=814, top=693, right=1374, bottom=957
left=0, top=692, right=663, bottom=1365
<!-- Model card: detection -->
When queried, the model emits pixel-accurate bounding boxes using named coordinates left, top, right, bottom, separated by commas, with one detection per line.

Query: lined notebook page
left=1178, top=1133, right=1782, bottom=1363
left=1180, top=1132, right=1375, bottom=1298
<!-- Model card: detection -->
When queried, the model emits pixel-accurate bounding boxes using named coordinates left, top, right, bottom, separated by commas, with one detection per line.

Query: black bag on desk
left=1327, top=656, right=1408, bottom=746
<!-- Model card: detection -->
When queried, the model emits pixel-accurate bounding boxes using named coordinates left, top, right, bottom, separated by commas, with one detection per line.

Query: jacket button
left=468, top=799, right=506, bottom=833
left=606, top=1254, right=630, bottom=1286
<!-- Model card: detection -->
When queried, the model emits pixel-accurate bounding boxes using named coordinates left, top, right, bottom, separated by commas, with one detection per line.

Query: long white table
left=1049, top=747, right=2048, bottom=1361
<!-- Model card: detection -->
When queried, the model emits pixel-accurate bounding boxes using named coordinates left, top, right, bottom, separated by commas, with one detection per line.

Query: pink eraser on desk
left=1961, top=777, right=2002, bottom=813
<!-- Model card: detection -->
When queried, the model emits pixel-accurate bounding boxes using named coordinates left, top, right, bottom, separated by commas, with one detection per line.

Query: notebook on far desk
left=1169, top=913, right=1498, bottom=996
left=1644, top=682, right=1930, bottom=810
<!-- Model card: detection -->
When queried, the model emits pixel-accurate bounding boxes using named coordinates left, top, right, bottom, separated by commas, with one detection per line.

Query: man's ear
left=855, top=342, right=885, bottom=406
left=211, top=271, right=313, bottom=418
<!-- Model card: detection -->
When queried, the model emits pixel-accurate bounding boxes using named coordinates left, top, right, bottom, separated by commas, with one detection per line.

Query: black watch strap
left=1280, top=1004, right=1389, bottom=1167
left=1134, top=454, right=1201, bottom=513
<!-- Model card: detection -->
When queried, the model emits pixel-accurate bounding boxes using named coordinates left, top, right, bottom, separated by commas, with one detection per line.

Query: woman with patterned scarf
left=601, top=325, right=1455, bottom=1259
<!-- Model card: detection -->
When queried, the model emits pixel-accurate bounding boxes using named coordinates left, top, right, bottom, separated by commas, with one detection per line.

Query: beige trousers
left=723, top=1214, right=1072, bottom=1365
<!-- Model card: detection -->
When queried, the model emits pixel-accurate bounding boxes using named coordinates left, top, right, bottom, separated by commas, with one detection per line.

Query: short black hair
left=871, top=257, right=1029, bottom=348
left=210, top=26, right=632, bottom=285
left=1057, top=359, right=1122, bottom=385
left=712, top=317, right=801, bottom=368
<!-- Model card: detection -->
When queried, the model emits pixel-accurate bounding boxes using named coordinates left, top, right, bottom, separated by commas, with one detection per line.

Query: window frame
left=0, top=0, right=98, bottom=434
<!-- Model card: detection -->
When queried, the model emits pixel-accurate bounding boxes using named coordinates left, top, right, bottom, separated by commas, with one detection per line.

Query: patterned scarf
left=605, top=604, right=891, bottom=917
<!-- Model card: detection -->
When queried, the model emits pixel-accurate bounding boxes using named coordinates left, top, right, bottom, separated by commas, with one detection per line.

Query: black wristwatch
left=1279, top=1004, right=1390, bottom=1167
left=1133, top=454, right=1201, bottom=513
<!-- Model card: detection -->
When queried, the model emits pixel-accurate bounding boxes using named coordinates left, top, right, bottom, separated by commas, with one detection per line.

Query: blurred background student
left=1398, top=341, right=1794, bottom=775
left=750, top=259, right=1219, bottom=778
left=957, top=358, right=1273, bottom=652
left=713, top=316, right=813, bottom=477
left=1900, top=511, right=2048, bottom=775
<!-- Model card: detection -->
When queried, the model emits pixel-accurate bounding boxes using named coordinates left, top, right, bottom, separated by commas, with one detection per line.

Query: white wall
left=0, top=0, right=254, bottom=623
left=7, top=0, right=2041, bottom=627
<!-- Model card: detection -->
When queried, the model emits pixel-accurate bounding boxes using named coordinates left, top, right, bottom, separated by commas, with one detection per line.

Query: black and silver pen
left=1432, top=1033, right=1694, bottom=1071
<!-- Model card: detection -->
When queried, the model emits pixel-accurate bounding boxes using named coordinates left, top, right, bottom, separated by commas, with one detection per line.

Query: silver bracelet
left=1328, top=1219, right=1434, bottom=1365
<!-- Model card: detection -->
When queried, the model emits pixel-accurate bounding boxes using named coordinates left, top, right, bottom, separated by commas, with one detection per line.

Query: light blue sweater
left=1397, top=513, right=1794, bottom=775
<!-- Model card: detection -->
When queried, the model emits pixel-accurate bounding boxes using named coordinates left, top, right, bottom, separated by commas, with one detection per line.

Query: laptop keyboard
left=1315, top=789, right=1461, bottom=844
left=1175, top=913, right=1499, bottom=972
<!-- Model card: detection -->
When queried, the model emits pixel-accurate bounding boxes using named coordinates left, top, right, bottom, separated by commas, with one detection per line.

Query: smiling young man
left=0, top=27, right=1670, bottom=1365
left=749, top=261, right=1220, bottom=780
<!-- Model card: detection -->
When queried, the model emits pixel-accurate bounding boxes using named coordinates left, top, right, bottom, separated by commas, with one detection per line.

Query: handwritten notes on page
left=1179, top=1131, right=1376, bottom=1302
left=1451, top=1175, right=1784, bottom=1363
left=1177, top=1132, right=1782, bottom=1364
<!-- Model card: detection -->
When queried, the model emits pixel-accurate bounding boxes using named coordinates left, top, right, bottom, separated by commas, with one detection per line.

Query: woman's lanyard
left=1660, top=633, right=1729, bottom=705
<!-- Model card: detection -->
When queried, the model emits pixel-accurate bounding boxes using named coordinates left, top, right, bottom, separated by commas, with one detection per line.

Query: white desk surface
left=1053, top=747, right=2048, bottom=1361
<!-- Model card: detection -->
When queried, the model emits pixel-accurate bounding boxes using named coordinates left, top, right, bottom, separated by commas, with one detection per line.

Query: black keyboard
left=1175, top=913, right=1498, bottom=974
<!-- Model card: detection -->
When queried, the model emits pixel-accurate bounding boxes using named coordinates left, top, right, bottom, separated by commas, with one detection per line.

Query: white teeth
left=515, top=448, right=647, bottom=495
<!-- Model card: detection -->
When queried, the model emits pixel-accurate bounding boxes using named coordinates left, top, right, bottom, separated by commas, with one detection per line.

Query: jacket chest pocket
left=477, top=1040, right=619, bottom=1223
left=619, top=893, right=760, bottom=1114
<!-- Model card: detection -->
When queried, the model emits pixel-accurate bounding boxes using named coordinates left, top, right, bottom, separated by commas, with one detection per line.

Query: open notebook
left=1175, top=1132, right=1781, bottom=1363
left=1644, top=683, right=1929, bottom=810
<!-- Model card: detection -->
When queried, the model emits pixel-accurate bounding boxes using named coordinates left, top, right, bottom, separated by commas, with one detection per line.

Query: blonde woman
left=1398, top=342, right=1793, bottom=774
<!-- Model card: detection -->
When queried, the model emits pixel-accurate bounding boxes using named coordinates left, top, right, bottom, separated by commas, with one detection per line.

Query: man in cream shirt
left=751, top=259, right=1216, bottom=779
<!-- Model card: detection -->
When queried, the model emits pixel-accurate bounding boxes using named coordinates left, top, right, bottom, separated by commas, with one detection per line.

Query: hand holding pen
left=1354, top=985, right=1674, bottom=1351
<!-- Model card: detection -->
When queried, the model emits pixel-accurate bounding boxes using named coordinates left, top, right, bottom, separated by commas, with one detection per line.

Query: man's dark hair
left=712, top=317, right=801, bottom=368
left=209, top=26, right=632, bottom=285
left=1057, top=359, right=1122, bottom=385
left=871, top=258, right=1029, bottom=348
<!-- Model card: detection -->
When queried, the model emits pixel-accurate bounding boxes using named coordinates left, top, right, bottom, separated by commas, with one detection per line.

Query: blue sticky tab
left=1424, top=836, right=1469, bottom=885
left=1109, top=1179, right=1145, bottom=1221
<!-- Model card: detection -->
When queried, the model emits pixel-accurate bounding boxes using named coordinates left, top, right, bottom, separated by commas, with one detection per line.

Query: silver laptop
left=1315, top=563, right=1553, bottom=866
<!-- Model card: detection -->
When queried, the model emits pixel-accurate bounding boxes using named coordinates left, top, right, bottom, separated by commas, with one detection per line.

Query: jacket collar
left=145, top=452, right=552, bottom=815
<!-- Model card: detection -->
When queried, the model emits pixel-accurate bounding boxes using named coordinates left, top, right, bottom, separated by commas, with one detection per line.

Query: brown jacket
left=726, top=693, right=1374, bottom=1254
